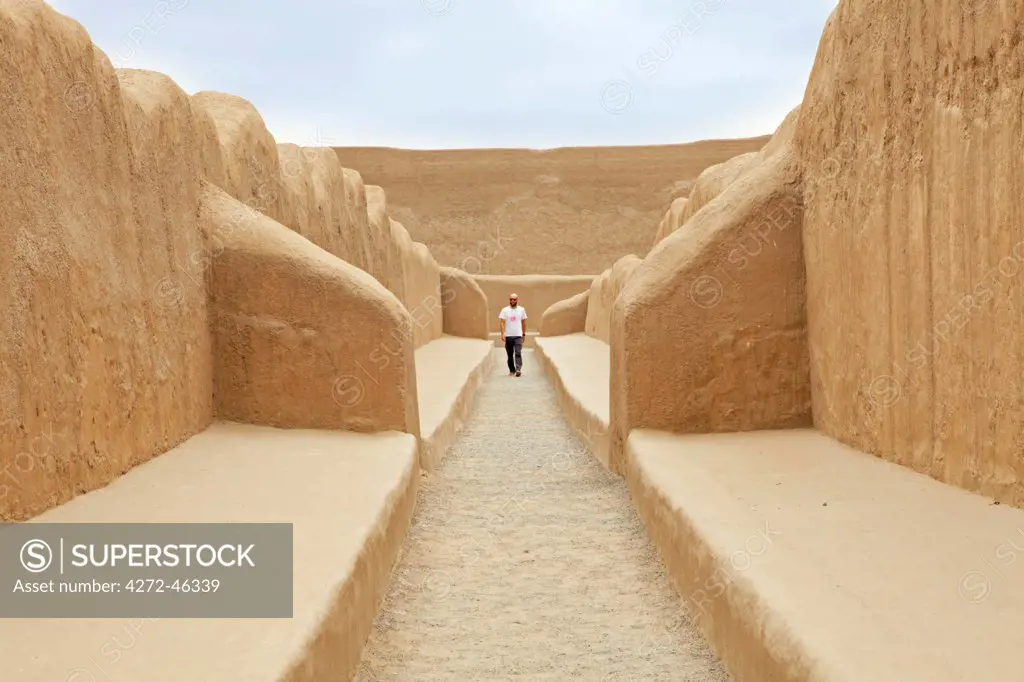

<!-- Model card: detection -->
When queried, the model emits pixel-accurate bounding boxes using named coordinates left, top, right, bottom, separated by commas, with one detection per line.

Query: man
left=498, top=293, right=527, bottom=377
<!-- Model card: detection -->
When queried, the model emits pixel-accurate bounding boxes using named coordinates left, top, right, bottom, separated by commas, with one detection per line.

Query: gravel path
left=356, top=349, right=730, bottom=681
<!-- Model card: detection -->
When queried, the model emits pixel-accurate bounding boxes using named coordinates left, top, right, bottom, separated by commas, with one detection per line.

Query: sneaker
left=515, top=371, right=522, bottom=377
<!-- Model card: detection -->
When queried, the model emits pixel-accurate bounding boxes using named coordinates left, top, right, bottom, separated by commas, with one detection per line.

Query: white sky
left=47, top=0, right=839, bottom=149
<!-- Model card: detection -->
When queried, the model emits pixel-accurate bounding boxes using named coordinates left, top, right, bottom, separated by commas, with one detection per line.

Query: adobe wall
left=193, top=94, right=441, bottom=352
left=0, top=5, right=213, bottom=521
left=346, top=168, right=387, bottom=289
left=382, top=217, right=441, bottom=348
left=268, top=148, right=400, bottom=308
left=475, top=274, right=594, bottom=330
left=191, top=96, right=229, bottom=190
left=440, top=267, right=489, bottom=339
left=0, top=1, right=425, bottom=519
left=540, top=291, right=589, bottom=337
left=192, top=100, right=407, bottom=307
left=192, top=91, right=291, bottom=226
left=204, top=185, right=419, bottom=436
left=364, top=186, right=402, bottom=299
left=277, top=143, right=327, bottom=248
left=552, top=140, right=767, bottom=345
left=335, top=139, right=770, bottom=275
left=191, top=90, right=428, bottom=418
left=653, top=197, right=689, bottom=246
left=585, top=255, right=642, bottom=344
left=307, top=147, right=374, bottom=275
left=407, top=242, right=445, bottom=347
left=797, top=0, right=1024, bottom=505
left=610, top=109, right=811, bottom=475
left=676, top=152, right=760, bottom=228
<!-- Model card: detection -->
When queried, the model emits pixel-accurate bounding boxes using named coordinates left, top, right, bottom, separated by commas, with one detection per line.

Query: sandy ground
left=356, top=349, right=730, bottom=681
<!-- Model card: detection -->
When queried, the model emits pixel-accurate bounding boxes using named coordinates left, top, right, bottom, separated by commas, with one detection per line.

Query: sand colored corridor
left=356, top=349, right=729, bottom=681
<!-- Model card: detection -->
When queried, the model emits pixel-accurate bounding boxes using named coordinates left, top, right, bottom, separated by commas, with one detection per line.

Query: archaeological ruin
left=1, top=1, right=1022, bottom=680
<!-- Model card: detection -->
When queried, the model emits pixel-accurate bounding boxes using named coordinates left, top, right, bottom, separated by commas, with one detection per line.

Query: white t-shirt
left=499, top=305, right=528, bottom=337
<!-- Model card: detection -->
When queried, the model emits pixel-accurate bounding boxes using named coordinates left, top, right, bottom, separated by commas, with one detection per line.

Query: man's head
left=509, top=293, right=519, bottom=308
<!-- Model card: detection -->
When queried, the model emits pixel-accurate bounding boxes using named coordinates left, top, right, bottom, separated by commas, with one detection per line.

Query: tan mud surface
left=357, top=349, right=729, bottom=681
left=335, top=140, right=769, bottom=275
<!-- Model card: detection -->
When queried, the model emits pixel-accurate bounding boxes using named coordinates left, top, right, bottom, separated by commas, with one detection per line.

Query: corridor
left=356, top=349, right=728, bottom=681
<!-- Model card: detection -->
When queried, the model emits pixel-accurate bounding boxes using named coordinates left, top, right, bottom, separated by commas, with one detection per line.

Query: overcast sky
left=47, top=0, right=837, bottom=149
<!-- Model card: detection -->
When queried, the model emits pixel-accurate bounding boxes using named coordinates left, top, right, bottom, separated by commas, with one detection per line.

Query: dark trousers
left=504, top=336, right=523, bottom=373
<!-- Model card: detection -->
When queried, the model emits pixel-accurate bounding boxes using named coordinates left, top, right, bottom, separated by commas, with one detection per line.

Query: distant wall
left=610, top=109, right=810, bottom=475
left=335, top=139, right=769, bottom=275
left=475, top=275, right=594, bottom=330
left=0, top=9, right=214, bottom=521
left=798, top=0, right=1024, bottom=505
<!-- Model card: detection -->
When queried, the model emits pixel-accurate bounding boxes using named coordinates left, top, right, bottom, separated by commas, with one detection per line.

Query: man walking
left=498, top=293, right=527, bottom=377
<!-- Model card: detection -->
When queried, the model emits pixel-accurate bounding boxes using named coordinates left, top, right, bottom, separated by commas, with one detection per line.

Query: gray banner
left=0, top=523, right=292, bottom=618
